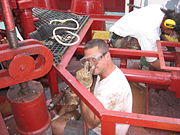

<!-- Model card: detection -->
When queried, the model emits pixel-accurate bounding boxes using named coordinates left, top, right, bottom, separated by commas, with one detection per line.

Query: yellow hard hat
left=164, top=19, right=176, bottom=29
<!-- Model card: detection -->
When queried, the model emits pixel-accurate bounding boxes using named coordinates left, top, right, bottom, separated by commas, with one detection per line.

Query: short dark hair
left=85, top=39, right=109, bottom=53
left=161, top=8, right=180, bottom=34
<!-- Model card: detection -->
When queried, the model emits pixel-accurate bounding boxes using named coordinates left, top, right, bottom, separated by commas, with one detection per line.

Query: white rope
left=53, top=30, right=80, bottom=46
left=50, top=18, right=80, bottom=46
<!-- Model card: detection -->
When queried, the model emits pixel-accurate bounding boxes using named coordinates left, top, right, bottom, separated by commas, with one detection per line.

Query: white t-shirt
left=110, top=4, right=165, bottom=62
left=93, top=66, right=132, bottom=135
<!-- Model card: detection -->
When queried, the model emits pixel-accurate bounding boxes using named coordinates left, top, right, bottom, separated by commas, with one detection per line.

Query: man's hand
left=76, top=61, right=94, bottom=90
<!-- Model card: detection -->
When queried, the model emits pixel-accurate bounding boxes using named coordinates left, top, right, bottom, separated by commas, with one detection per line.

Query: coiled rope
left=50, top=18, right=80, bottom=46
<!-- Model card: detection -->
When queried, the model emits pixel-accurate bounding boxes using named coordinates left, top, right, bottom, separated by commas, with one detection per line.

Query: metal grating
left=32, top=8, right=89, bottom=66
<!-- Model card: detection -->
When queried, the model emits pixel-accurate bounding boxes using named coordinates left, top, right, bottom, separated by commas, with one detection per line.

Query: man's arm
left=76, top=63, right=100, bottom=129
left=80, top=100, right=100, bottom=129
left=148, top=59, right=161, bottom=70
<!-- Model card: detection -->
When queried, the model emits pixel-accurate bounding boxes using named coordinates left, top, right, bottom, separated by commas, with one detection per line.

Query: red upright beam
left=0, top=113, right=9, bottom=135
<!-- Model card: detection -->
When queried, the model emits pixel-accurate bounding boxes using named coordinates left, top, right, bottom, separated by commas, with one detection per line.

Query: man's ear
left=105, top=52, right=111, bottom=60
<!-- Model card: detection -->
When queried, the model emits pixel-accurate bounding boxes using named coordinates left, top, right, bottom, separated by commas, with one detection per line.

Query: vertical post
left=120, top=58, right=127, bottom=68
left=47, top=67, right=59, bottom=96
left=101, top=120, right=115, bottom=135
left=17, top=0, right=35, bottom=39
left=18, top=9, right=35, bottom=39
left=0, top=113, right=9, bottom=135
left=145, top=84, right=149, bottom=114
left=1, top=0, right=18, bottom=48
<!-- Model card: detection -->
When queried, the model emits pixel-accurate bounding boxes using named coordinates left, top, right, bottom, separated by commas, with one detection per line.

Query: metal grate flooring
left=32, top=8, right=89, bottom=66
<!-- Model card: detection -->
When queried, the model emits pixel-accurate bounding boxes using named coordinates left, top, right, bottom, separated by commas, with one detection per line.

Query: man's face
left=161, top=26, right=173, bottom=35
left=81, top=46, right=107, bottom=75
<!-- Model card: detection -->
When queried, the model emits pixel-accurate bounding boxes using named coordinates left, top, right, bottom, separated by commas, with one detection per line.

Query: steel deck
left=32, top=8, right=89, bottom=66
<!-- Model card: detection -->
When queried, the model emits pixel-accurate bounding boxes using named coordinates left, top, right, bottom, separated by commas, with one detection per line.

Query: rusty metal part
left=7, top=81, right=52, bottom=134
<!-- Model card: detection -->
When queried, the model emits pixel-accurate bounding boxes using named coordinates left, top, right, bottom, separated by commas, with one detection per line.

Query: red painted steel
left=33, top=0, right=46, bottom=8
left=55, top=66, right=180, bottom=133
left=8, top=54, right=35, bottom=79
left=71, top=0, right=104, bottom=14
left=0, top=39, right=53, bottom=89
left=101, top=110, right=180, bottom=132
left=119, top=57, right=127, bottom=68
left=7, top=88, right=50, bottom=134
left=17, top=0, right=33, bottom=10
left=103, top=0, right=125, bottom=12
left=101, top=121, right=115, bottom=135
left=16, top=0, right=35, bottom=39
left=0, top=113, right=9, bottom=135
left=40, top=0, right=127, bottom=12
left=145, top=85, right=149, bottom=114
left=157, top=40, right=180, bottom=71
left=47, top=67, right=59, bottom=96
left=56, top=0, right=72, bottom=10
left=43, top=0, right=59, bottom=9
left=1, top=2, right=180, bottom=134
left=76, top=45, right=176, bottom=61
left=53, top=17, right=180, bottom=134
left=18, top=9, right=35, bottom=39
left=56, top=66, right=104, bottom=119
left=168, top=71, right=180, bottom=98
left=30, top=0, right=129, bottom=12
left=71, top=0, right=105, bottom=30
left=1, top=0, right=15, bottom=31
left=121, top=68, right=172, bottom=85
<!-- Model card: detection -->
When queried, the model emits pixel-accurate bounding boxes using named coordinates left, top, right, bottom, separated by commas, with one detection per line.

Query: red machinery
left=0, top=0, right=53, bottom=134
left=0, top=0, right=180, bottom=135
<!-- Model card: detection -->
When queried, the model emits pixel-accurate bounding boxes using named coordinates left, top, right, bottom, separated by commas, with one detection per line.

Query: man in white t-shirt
left=78, top=39, right=132, bottom=135
left=109, top=4, right=180, bottom=70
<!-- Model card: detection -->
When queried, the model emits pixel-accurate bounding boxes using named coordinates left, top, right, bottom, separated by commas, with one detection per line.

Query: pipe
left=1, top=0, right=18, bottom=48
left=121, top=68, right=172, bottom=85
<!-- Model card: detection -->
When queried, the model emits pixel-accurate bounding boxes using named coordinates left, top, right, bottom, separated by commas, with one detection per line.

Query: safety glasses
left=80, top=52, right=107, bottom=66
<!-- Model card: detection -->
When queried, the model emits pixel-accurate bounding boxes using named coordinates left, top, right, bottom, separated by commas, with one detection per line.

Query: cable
left=50, top=18, right=80, bottom=46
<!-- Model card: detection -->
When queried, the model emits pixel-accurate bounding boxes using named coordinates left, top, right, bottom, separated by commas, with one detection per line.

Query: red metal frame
left=157, top=40, right=180, bottom=71
left=0, top=113, right=9, bottom=135
left=47, top=16, right=180, bottom=134
left=1, top=2, right=180, bottom=133
left=0, top=39, right=53, bottom=89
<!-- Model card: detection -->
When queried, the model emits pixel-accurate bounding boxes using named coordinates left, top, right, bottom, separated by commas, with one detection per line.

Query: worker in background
left=109, top=4, right=180, bottom=70
left=161, top=13, right=180, bottom=51
left=51, top=39, right=132, bottom=135
left=77, top=39, right=132, bottom=135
